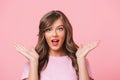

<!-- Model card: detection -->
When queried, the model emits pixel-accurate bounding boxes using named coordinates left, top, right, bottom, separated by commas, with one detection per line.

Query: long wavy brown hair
left=35, top=10, right=79, bottom=80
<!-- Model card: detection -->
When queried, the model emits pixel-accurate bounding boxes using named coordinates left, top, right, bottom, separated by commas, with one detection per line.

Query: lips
left=51, top=39, right=59, bottom=46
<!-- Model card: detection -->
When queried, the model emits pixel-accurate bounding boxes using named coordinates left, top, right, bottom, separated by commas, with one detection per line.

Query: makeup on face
left=49, top=25, right=64, bottom=46
left=44, top=18, right=66, bottom=52
left=45, top=25, right=64, bottom=33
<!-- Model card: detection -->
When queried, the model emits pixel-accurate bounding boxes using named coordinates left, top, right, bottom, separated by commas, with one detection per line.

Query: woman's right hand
left=14, top=43, right=39, bottom=63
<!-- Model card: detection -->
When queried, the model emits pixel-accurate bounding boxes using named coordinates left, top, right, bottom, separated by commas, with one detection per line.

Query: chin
left=50, top=46, right=62, bottom=51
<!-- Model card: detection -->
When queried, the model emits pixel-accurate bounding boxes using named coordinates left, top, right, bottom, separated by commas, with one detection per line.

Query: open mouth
left=51, top=39, right=59, bottom=46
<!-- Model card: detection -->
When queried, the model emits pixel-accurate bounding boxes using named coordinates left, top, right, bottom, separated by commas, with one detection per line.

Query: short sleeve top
left=21, top=56, right=93, bottom=80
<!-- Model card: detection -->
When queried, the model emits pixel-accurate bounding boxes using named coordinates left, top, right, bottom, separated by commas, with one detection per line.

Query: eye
left=45, top=28, right=51, bottom=32
left=58, top=27, right=63, bottom=31
left=57, top=25, right=64, bottom=31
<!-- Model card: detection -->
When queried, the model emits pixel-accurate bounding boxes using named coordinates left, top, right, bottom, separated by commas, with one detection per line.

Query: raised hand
left=14, top=43, right=39, bottom=62
left=76, top=40, right=100, bottom=59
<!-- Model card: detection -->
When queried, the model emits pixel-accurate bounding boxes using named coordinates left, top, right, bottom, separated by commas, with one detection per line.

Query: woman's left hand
left=76, top=40, right=100, bottom=59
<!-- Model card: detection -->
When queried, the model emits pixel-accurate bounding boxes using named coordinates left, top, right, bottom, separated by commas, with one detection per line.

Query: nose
left=52, top=30, right=57, bottom=37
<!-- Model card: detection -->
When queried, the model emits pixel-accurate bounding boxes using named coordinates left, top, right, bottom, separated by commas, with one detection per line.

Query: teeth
left=52, top=40, right=59, bottom=42
left=53, top=40, right=57, bottom=41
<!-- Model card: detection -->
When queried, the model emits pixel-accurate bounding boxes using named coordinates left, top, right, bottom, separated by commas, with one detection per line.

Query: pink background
left=0, top=0, right=120, bottom=80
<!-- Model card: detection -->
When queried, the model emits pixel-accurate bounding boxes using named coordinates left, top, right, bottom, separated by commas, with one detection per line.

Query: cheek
left=62, top=34, right=65, bottom=40
left=44, top=33, right=50, bottom=43
left=60, top=32, right=66, bottom=42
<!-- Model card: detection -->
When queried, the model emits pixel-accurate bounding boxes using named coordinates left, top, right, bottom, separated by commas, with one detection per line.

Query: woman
left=14, top=10, right=99, bottom=80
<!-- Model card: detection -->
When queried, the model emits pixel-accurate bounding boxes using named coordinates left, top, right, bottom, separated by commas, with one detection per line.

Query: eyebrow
left=49, top=25, right=64, bottom=29
left=56, top=25, right=64, bottom=28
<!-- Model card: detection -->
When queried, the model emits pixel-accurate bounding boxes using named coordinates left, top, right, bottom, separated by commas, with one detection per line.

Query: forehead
left=50, top=18, right=64, bottom=28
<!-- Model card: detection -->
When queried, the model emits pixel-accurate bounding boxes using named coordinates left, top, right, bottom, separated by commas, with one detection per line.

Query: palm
left=76, top=40, right=100, bottom=59
left=14, top=43, right=39, bottom=62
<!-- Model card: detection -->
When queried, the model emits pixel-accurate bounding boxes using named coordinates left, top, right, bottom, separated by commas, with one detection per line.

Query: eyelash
left=45, top=28, right=51, bottom=32
left=45, top=27, right=64, bottom=32
left=58, top=27, right=63, bottom=31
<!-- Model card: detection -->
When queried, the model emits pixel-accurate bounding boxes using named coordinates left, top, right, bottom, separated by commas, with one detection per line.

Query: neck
left=49, top=49, right=66, bottom=56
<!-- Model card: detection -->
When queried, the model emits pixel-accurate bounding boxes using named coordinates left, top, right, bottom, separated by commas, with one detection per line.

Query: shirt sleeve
left=21, top=62, right=30, bottom=80
left=85, top=58, right=94, bottom=79
left=21, top=59, right=94, bottom=80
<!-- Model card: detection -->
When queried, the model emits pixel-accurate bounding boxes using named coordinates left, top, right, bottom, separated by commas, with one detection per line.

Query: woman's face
left=44, top=18, right=66, bottom=52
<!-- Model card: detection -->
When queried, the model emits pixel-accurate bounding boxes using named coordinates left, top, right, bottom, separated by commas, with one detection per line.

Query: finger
left=97, top=40, right=100, bottom=45
left=16, top=43, right=28, bottom=51
left=14, top=45, right=27, bottom=55
left=93, top=40, right=100, bottom=47
left=79, top=44, right=83, bottom=49
left=15, top=44, right=28, bottom=55
left=14, top=43, right=31, bottom=59
left=88, top=40, right=100, bottom=50
left=17, top=45, right=37, bottom=57
left=31, top=47, right=36, bottom=53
